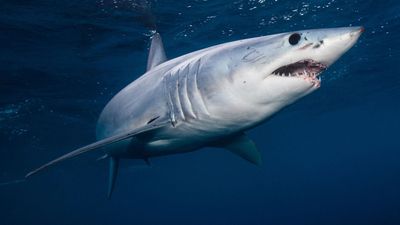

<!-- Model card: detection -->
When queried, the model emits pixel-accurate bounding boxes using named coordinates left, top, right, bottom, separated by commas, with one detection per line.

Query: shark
left=24, top=27, right=363, bottom=197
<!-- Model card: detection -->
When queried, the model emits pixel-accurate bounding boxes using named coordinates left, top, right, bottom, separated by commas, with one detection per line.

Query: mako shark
left=24, top=27, right=363, bottom=197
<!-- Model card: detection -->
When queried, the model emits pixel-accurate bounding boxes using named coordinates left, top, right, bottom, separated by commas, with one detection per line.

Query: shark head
left=226, top=27, right=363, bottom=108
left=201, top=27, right=364, bottom=127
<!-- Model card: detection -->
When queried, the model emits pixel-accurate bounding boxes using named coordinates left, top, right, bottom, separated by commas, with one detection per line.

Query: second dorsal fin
left=146, top=32, right=167, bottom=71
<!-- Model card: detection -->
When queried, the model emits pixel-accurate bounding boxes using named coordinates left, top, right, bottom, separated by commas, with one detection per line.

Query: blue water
left=0, top=0, right=399, bottom=224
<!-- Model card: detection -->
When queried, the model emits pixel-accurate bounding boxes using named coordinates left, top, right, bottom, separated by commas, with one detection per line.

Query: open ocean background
left=0, top=0, right=399, bottom=224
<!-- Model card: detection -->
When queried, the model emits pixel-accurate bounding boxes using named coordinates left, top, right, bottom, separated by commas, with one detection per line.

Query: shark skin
left=26, top=27, right=364, bottom=196
left=96, top=27, right=363, bottom=157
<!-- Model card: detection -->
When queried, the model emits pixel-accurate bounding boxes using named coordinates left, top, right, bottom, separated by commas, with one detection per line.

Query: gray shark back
left=96, top=34, right=278, bottom=140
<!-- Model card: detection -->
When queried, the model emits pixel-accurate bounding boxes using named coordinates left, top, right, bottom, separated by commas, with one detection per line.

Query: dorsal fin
left=146, top=32, right=167, bottom=71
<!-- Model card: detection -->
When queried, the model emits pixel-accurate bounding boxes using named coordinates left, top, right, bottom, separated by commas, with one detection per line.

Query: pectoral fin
left=214, top=133, right=262, bottom=165
left=25, top=120, right=169, bottom=178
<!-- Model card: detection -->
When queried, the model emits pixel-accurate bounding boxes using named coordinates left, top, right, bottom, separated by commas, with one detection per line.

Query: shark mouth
left=271, top=59, right=327, bottom=87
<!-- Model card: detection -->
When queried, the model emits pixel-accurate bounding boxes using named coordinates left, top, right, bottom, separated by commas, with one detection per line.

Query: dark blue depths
left=0, top=0, right=399, bottom=225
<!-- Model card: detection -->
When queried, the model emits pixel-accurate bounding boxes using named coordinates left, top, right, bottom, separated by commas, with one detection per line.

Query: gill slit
left=182, top=64, right=197, bottom=119
left=175, top=68, right=185, bottom=121
left=164, top=74, right=176, bottom=126
left=193, top=58, right=210, bottom=115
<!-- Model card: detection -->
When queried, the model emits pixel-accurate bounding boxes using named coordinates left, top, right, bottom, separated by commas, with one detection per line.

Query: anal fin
left=108, top=157, right=119, bottom=199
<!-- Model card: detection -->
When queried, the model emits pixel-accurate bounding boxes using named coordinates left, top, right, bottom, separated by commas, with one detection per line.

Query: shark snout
left=317, top=26, right=364, bottom=66
left=349, top=26, right=364, bottom=38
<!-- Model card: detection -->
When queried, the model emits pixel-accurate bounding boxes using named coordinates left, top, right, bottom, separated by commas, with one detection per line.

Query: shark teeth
left=271, top=71, right=321, bottom=77
left=271, top=59, right=327, bottom=85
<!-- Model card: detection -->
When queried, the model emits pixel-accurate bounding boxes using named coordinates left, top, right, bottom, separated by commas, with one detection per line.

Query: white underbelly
left=142, top=118, right=232, bottom=156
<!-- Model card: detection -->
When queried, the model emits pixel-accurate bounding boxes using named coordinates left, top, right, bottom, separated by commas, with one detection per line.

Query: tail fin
left=25, top=121, right=169, bottom=178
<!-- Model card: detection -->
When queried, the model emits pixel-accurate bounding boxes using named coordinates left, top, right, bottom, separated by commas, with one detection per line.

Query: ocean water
left=0, top=0, right=399, bottom=224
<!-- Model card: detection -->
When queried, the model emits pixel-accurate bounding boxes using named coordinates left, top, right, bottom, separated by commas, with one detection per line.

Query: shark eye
left=289, top=33, right=301, bottom=45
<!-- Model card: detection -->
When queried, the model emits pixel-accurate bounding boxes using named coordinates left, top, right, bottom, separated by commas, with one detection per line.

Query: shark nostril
left=300, top=43, right=313, bottom=49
